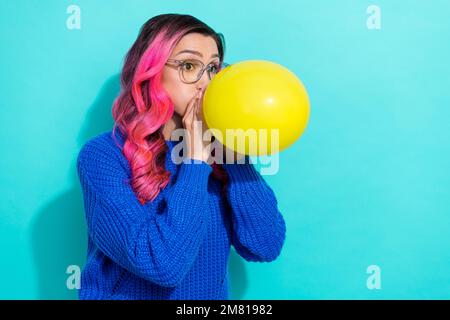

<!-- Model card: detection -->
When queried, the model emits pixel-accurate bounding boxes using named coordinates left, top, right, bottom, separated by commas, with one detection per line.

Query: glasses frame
left=165, top=58, right=231, bottom=84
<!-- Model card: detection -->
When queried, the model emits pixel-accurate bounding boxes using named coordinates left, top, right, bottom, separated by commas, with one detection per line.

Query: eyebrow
left=175, top=49, right=220, bottom=59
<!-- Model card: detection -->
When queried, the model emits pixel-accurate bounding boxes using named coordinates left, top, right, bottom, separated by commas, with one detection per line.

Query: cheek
left=162, top=74, right=195, bottom=116
left=173, top=87, right=194, bottom=116
left=162, top=72, right=180, bottom=111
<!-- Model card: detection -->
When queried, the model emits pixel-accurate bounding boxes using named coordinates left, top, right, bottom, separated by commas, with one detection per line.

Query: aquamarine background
left=1, top=0, right=449, bottom=299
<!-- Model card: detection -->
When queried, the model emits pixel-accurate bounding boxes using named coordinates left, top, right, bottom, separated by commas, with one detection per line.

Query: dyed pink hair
left=111, top=14, right=227, bottom=205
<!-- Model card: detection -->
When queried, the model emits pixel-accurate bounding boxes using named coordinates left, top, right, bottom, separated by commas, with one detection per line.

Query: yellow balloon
left=203, top=60, right=310, bottom=156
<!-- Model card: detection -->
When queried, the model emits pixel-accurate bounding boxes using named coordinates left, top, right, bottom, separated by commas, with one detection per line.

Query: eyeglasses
left=165, top=58, right=230, bottom=84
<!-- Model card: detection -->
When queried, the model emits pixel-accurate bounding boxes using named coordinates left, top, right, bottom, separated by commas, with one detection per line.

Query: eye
left=182, top=62, right=195, bottom=71
left=209, top=64, right=220, bottom=73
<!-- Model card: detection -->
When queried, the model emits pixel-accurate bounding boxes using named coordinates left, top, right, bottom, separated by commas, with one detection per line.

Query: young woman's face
left=162, top=32, right=220, bottom=117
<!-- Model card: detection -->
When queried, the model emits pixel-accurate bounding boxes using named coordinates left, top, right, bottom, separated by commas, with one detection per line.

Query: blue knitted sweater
left=76, top=128, right=286, bottom=300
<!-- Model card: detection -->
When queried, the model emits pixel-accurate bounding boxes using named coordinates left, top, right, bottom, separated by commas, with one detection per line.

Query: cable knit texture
left=76, top=128, right=286, bottom=300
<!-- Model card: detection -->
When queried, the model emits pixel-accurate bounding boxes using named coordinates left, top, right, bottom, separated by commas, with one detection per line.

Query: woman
left=76, top=13, right=286, bottom=300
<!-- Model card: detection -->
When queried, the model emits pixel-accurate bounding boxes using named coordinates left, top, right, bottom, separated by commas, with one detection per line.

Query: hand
left=182, top=89, right=211, bottom=163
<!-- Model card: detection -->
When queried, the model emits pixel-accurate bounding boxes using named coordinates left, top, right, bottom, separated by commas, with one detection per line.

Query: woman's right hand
left=182, top=89, right=210, bottom=163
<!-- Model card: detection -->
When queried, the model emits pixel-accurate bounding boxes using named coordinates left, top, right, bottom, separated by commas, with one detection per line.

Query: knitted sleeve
left=222, top=156, right=286, bottom=262
left=76, top=139, right=213, bottom=287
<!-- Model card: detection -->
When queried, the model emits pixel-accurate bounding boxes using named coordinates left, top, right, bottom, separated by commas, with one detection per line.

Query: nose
left=196, top=87, right=206, bottom=104
left=196, top=68, right=211, bottom=90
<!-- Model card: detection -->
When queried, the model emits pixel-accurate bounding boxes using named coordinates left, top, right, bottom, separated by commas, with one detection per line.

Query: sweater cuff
left=177, top=157, right=213, bottom=189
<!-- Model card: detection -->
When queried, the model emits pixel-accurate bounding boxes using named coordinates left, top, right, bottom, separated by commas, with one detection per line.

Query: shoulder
left=77, top=130, right=127, bottom=172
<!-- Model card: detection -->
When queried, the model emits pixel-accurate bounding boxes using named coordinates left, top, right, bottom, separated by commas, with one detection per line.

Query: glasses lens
left=180, top=59, right=204, bottom=83
left=212, top=62, right=229, bottom=75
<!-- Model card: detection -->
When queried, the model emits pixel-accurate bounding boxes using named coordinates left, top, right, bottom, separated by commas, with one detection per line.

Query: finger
left=184, top=93, right=197, bottom=116
left=198, top=89, right=205, bottom=114
left=194, top=94, right=200, bottom=119
left=190, top=99, right=198, bottom=133
left=191, top=92, right=200, bottom=124
left=183, top=94, right=198, bottom=126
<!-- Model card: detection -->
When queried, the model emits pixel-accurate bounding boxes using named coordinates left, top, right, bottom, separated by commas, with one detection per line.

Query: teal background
left=1, top=0, right=449, bottom=299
